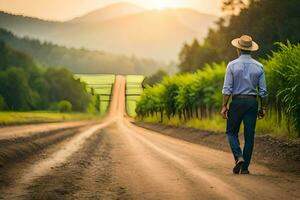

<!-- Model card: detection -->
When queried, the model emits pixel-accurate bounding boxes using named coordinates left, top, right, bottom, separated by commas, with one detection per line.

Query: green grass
left=75, top=74, right=115, bottom=115
left=74, top=74, right=115, bottom=85
left=140, top=113, right=297, bottom=139
left=100, top=102, right=110, bottom=114
left=127, top=100, right=138, bottom=117
left=126, top=88, right=143, bottom=95
left=94, top=88, right=113, bottom=95
left=126, top=75, right=145, bottom=117
left=0, top=111, right=100, bottom=126
left=126, top=75, right=145, bottom=84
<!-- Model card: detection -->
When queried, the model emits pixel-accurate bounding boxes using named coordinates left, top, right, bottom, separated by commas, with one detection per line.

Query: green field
left=0, top=112, right=98, bottom=126
left=126, top=75, right=145, bottom=117
left=75, top=74, right=115, bottom=115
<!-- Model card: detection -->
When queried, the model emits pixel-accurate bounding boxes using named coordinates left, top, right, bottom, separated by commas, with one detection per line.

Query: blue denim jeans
left=226, top=98, right=258, bottom=170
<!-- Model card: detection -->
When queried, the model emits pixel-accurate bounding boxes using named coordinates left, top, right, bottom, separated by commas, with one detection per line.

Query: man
left=221, top=35, right=268, bottom=174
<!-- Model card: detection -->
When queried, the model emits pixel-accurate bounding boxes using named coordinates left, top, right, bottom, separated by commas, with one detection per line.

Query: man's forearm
left=222, top=95, right=231, bottom=107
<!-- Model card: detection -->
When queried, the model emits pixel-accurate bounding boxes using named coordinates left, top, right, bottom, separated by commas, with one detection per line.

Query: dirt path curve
left=0, top=76, right=299, bottom=200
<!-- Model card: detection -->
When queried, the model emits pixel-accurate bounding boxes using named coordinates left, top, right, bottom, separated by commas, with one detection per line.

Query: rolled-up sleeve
left=222, top=64, right=233, bottom=95
left=258, top=69, right=268, bottom=97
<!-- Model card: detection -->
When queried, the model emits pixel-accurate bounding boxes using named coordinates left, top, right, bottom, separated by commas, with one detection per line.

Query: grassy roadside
left=126, top=75, right=145, bottom=117
left=140, top=113, right=298, bottom=139
left=0, top=111, right=101, bottom=126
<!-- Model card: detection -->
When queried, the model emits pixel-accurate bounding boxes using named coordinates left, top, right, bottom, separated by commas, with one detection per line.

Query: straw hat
left=231, top=35, right=259, bottom=51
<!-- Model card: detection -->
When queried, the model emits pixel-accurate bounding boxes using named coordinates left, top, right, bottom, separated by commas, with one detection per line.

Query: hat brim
left=231, top=38, right=259, bottom=51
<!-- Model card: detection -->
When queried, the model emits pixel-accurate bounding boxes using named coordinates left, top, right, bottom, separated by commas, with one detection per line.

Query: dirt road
left=0, top=76, right=299, bottom=200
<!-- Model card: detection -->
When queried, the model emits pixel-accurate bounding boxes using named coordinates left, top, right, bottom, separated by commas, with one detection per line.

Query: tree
left=0, top=41, right=36, bottom=72
left=222, top=0, right=247, bottom=15
left=144, top=69, right=168, bottom=86
left=0, top=67, right=34, bottom=110
left=179, top=39, right=204, bottom=72
left=0, top=95, right=7, bottom=110
left=45, top=68, right=90, bottom=112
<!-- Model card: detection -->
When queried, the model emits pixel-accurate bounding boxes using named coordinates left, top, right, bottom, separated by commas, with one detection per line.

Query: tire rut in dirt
left=25, top=130, right=128, bottom=200
left=0, top=127, right=81, bottom=167
left=0, top=128, right=81, bottom=188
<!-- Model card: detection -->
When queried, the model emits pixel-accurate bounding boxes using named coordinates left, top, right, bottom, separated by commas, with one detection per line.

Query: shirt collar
left=239, top=54, right=252, bottom=59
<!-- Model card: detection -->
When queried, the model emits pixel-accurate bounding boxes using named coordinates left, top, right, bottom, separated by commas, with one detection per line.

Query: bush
left=264, top=42, right=300, bottom=136
left=136, top=63, right=226, bottom=121
left=57, top=100, right=72, bottom=113
left=49, top=100, right=72, bottom=113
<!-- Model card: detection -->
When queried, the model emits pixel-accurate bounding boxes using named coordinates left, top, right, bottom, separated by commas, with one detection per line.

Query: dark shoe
left=241, top=170, right=250, bottom=174
left=233, top=158, right=245, bottom=174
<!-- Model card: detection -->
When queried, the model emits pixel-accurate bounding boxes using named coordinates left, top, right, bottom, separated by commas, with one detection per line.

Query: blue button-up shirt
left=222, top=54, right=268, bottom=97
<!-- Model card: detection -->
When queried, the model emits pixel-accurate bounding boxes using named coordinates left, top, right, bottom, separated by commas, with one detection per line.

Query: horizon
left=0, top=0, right=222, bottom=21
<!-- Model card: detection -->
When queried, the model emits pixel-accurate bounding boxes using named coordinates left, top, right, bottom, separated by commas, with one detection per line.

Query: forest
left=0, top=28, right=169, bottom=75
left=0, top=41, right=91, bottom=112
left=136, top=0, right=300, bottom=138
left=178, top=0, right=300, bottom=72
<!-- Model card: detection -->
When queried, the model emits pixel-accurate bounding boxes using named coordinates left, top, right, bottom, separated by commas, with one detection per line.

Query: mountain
left=0, top=5, right=218, bottom=61
left=0, top=28, right=172, bottom=75
left=71, top=2, right=145, bottom=23
left=70, top=9, right=216, bottom=60
left=164, top=8, right=218, bottom=34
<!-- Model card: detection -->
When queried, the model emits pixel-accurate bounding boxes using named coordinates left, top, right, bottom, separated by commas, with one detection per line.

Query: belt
left=232, top=95, right=257, bottom=99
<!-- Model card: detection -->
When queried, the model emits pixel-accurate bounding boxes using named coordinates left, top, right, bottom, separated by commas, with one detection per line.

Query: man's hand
left=257, top=108, right=266, bottom=119
left=258, top=97, right=268, bottom=120
left=220, top=106, right=229, bottom=119
left=221, top=95, right=230, bottom=119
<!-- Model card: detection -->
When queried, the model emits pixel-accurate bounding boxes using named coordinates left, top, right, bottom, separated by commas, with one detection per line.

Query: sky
left=0, top=0, right=223, bottom=21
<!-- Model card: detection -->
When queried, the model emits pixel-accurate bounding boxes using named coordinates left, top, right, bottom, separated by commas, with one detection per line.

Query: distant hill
left=0, top=28, right=171, bottom=75
left=71, top=2, right=145, bottom=23
left=0, top=3, right=217, bottom=61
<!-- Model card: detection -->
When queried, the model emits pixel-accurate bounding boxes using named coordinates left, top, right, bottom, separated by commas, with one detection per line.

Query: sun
left=139, top=0, right=183, bottom=11
left=151, top=1, right=174, bottom=10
